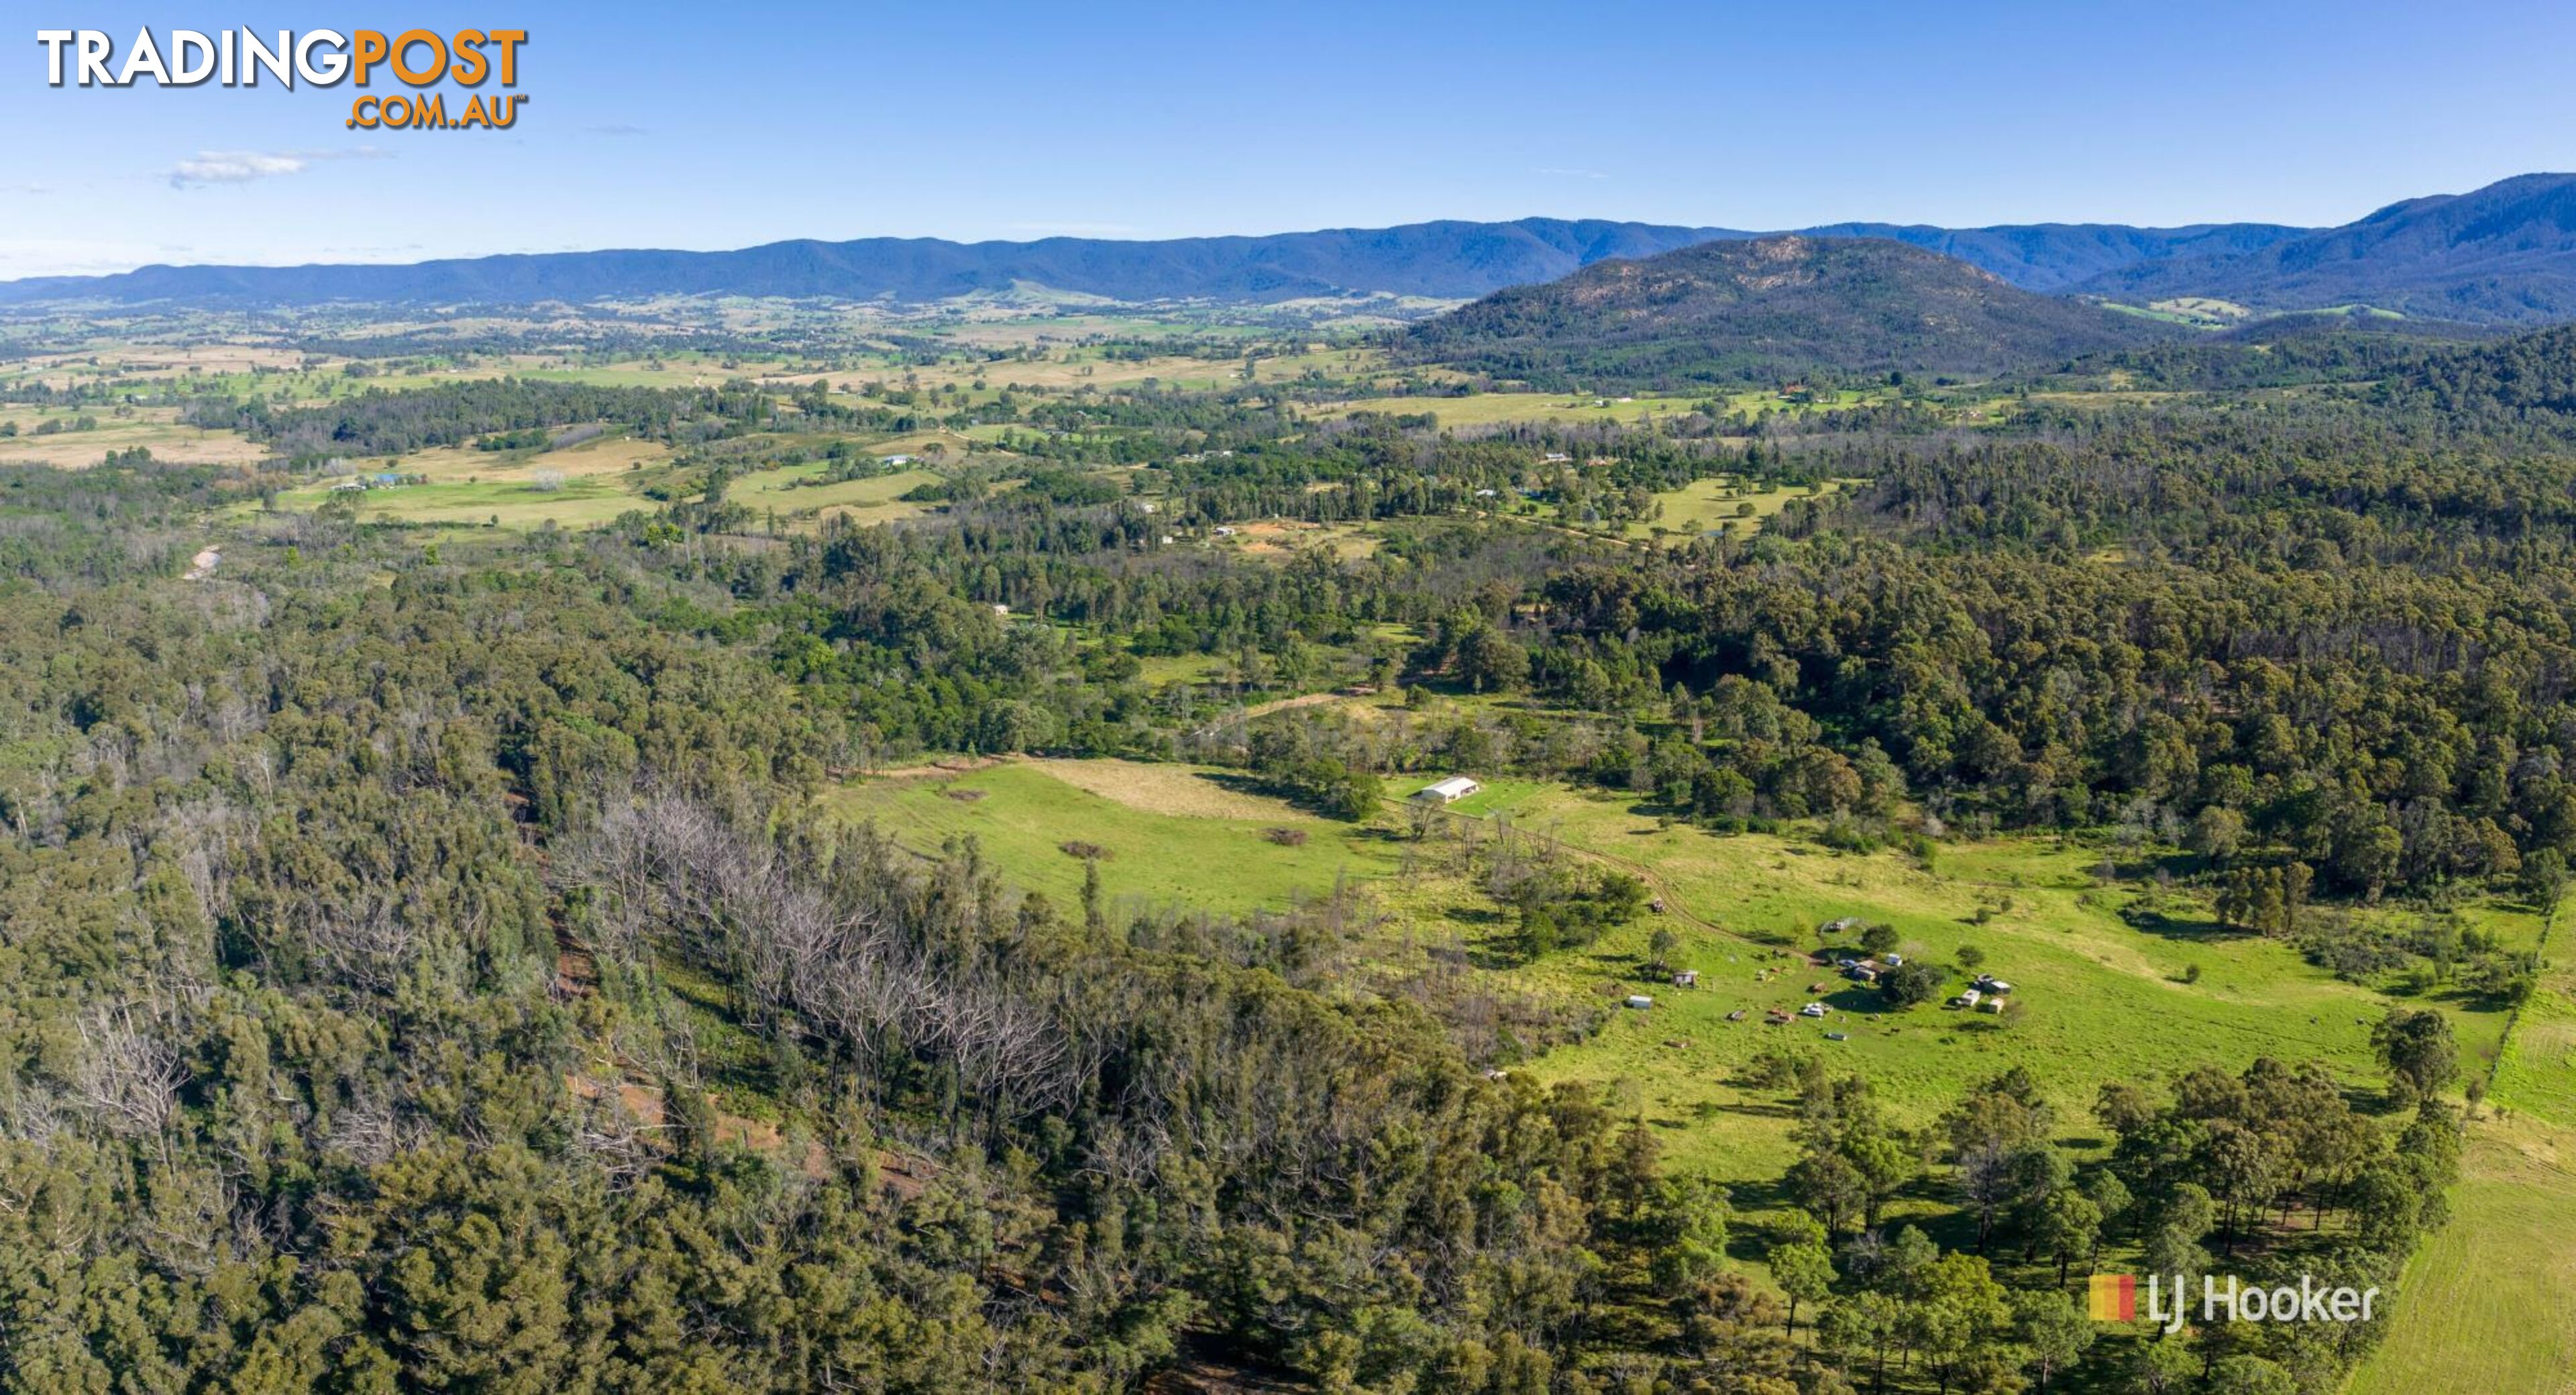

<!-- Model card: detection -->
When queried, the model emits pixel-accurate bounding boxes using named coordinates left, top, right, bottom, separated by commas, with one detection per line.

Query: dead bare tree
left=559, top=794, right=1082, bottom=1119
left=71, top=1002, right=189, bottom=1159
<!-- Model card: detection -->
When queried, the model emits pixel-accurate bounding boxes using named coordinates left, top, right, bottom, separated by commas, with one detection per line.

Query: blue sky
left=6, top=0, right=2573, bottom=279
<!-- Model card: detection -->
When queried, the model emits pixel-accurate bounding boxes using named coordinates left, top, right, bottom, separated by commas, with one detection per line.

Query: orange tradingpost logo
left=2089, top=1274, right=2136, bottom=1321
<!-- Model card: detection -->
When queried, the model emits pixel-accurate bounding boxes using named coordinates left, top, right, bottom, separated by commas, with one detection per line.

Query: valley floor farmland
left=831, top=758, right=2535, bottom=1189
left=828, top=752, right=2576, bottom=1388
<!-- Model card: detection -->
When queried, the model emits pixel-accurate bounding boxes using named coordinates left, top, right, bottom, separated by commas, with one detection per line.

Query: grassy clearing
left=1220, top=519, right=1380, bottom=562
left=727, top=465, right=939, bottom=529
left=1034, top=758, right=1313, bottom=821
left=2347, top=1117, right=2576, bottom=1395
left=1484, top=786, right=2527, bottom=1184
left=1426, top=776, right=1551, bottom=817
left=1627, top=476, right=1852, bottom=538
left=808, top=752, right=2575, bottom=1374
left=823, top=761, right=1401, bottom=917
left=1329, top=392, right=1693, bottom=429
left=272, top=473, right=650, bottom=529
left=400, top=434, right=674, bottom=483
left=821, top=754, right=2524, bottom=1194
left=2492, top=941, right=2576, bottom=1129
left=1130, top=653, right=1234, bottom=689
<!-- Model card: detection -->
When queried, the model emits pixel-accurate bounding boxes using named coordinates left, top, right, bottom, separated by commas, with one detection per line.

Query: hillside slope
left=2081, top=172, right=2576, bottom=323
left=1806, top=220, right=2309, bottom=293
left=1396, top=235, right=2174, bottom=388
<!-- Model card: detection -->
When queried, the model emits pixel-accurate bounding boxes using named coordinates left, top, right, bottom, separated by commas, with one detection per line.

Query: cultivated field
left=2493, top=955, right=2576, bottom=1129
left=2349, top=1117, right=2576, bottom=1395
left=266, top=470, right=651, bottom=529
left=0, top=405, right=267, bottom=468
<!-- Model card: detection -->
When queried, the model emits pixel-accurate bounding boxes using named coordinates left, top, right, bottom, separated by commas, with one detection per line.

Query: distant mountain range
left=0, top=220, right=1748, bottom=309
left=1394, top=235, right=2169, bottom=389
left=0, top=215, right=2322, bottom=310
left=8, top=173, right=2576, bottom=324
left=2075, top=173, right=2576, bottom=323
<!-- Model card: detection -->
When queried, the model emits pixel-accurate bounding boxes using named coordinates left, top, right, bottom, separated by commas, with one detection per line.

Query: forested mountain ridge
left=15, top=173, right=2576, bottom=318
left=2080, top=172, right=2576, bottom=323
left=0, top=219, right=1758, bottom=308
left=0, top=217, right=2307, bottom=309
left=1394, top=235, right=2175, bottom=387
left=1803, top=220, right=2310, bottom=293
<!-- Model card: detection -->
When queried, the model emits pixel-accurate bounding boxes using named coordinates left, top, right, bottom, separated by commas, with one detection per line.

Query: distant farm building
left=1672, top=970, right=1699, bottom=988
left=1413, top=776, right=1483, bottom=804
left=1625, top=995, right=1654, bottom=1010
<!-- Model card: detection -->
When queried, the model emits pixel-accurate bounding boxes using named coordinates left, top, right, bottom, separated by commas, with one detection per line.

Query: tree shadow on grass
left=2119, top=902, right=2258, bottom=944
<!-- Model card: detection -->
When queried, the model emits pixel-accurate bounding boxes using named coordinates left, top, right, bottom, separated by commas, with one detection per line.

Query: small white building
left=1799, top=1002, right=1827, bottom=1018
left=1413, top=776, right=1483, bottom=804
left=1625, top=995, right=1654, bottom=1010
left=1672, top=970, right=1699, bottom=988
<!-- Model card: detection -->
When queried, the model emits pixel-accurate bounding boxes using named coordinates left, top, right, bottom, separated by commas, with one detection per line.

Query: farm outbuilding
left=1413, top=776, right=1483, bottom=804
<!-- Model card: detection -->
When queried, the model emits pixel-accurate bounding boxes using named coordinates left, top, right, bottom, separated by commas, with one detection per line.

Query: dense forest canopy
left=0, top=309, right=2569, bottom=1394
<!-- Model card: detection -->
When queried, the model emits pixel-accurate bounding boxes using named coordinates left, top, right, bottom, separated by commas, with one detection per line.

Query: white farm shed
left=1414, top=777, right=1483, bottom=804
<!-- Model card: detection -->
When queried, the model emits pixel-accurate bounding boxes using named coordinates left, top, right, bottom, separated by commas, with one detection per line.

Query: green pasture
left=823, top=760, right=1403, bottom=918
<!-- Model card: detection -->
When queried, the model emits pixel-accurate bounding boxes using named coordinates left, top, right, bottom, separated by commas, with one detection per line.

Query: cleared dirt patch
left=1032, top=758, right=1299, bottom=821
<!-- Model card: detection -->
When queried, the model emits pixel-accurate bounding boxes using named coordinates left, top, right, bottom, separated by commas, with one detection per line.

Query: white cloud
left=166, top=147, right=390, bottom=189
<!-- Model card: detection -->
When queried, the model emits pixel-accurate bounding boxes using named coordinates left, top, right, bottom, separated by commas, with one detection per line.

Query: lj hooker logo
left=36, top=28, right=528, bottom=130
left=2090, top=1271, right=2378, bottom=1335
